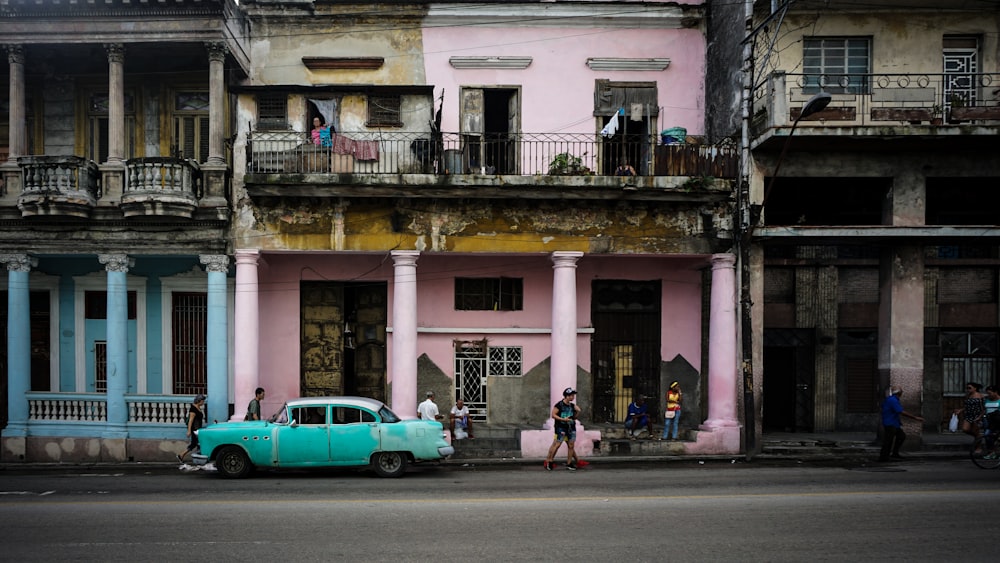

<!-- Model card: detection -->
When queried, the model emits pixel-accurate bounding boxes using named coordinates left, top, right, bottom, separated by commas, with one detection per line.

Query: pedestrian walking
left=879, top=387, right=923, bottom=462
left=177, top=394, right=206, bottom=463
left=544, top=388, right=581, bottom=471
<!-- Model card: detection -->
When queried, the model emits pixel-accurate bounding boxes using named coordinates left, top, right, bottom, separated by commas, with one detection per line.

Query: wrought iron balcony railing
left=753, top=71, right=1000, bottom=132
left=246, top=130, right=738, bottom=179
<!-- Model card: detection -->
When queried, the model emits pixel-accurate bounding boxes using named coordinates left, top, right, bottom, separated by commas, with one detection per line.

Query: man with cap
left=624, top=394, right=654, bottom=439
left=544, top=388, right=582, bottom=471
left=879, top=386, right=923, bottom=462
left=176, top=393, right=206, bottom=463
left=417, top=390, right=443, bottom=422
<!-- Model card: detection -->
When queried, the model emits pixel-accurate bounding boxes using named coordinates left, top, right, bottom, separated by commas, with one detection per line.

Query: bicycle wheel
left=970, top=436, right=1000, bottom=469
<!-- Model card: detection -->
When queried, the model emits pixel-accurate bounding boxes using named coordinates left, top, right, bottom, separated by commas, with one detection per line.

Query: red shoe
left=543, top=460, right=553, bottom=471
left=575, top=459, right=590, bottom=468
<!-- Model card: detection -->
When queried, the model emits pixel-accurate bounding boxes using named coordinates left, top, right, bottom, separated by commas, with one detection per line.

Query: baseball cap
left=426, top=390, right=435, bottom=397
left=563, top=387, right=577, bottom=396
left=194, top=394, right=207, bottom=402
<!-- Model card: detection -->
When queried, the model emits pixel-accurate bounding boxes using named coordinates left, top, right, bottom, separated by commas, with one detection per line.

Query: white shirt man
left=417, top=391, right=442, bottom=421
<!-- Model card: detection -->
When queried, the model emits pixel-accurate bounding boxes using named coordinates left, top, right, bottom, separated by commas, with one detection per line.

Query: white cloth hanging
left=600, top=112, right=620, bottom=138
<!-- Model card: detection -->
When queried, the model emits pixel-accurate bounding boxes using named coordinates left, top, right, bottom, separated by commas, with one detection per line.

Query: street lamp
left=740, top=91, right=831, bottom=460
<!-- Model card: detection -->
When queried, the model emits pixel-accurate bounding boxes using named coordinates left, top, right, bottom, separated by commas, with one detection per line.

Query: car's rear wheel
left=372, top=451, right=407, bottom=478
left=216, top=446, right=252, bottom=479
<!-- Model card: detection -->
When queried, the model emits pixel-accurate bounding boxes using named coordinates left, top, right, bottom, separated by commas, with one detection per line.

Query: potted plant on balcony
left=548, top=152, right=591, bottom=176
left=930, top=105, right=944, bottom=125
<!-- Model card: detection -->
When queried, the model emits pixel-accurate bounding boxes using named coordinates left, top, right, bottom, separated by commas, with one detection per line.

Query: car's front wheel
left=372, top=451, right=407, bottom=478
left=216, top=445, right=252, bottom=479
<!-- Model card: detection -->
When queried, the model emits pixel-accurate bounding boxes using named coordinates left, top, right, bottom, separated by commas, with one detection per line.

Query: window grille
left=942, top=332, right=997, bottom=395
left=366, top=95, right=402, bottom=127
left=95, top=341, right=107, bottom=392
left=257, top=93, right=288, bottom=131
left=171, top=292, right=208, bottom=395
left=489, top=346, right=523, bottom=377
left=455, top=277, right=523, bottom=311
left=803, top=37, right=871, bottom=94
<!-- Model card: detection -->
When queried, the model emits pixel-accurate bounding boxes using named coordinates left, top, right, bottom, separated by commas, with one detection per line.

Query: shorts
left=553, top=425, right=576, bottom=443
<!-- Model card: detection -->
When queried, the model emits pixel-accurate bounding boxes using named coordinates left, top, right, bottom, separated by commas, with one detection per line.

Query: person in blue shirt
left=625, top=395, right=654, bottom=440
left=879, top=387, right=924, bottom=462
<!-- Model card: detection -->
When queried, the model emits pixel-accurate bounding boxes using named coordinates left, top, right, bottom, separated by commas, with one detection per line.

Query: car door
left=275, top=404, right=331, bottom=466
left=329, top=406, right=381, bottom=465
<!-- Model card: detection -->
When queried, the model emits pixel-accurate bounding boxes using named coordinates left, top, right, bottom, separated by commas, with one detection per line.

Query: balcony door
left=943, top=36, right=979, bottom=108
left=459, top=87, right=520, bottom=174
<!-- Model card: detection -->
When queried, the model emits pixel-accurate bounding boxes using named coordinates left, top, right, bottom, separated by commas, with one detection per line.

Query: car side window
left=361, top=410, right=376, bottom=423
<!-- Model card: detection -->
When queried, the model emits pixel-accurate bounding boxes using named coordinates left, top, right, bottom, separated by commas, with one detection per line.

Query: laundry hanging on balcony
left=600, top=110, right=620, bottom=138
left=330, top=133, right=380, bottom=161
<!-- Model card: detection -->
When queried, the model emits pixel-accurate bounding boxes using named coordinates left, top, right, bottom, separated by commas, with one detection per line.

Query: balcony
left=751, top=71, right=1000, bottom=149
left=122, top=158, right=202, bottom=219
left=17, top=156, right=101, bottom=218
left=244, top=131, right=738, bottom=201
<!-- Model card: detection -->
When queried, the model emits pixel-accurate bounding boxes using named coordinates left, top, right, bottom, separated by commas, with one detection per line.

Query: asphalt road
left=1, top=458, right=997, bottom=562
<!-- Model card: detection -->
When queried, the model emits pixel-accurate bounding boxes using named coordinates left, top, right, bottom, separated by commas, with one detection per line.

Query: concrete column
left=201, top=255, right=230, bottom=424
left=1, top=254, right=36, bottom=439
left=879, top=169, right=926, bottom=445
left=6, top=45, right=25, bottom=163
left=704, top=254, right=740, bottom=429
left=104, top=44, right=125, bottom=165
left=99, top=253, right=132, bottom=436
left=550, top=252, right=583, bottom=406
left=391, top=251, right=419, bottom=418
left=206, top=42, right=227, bottom=166
left=234, top=250, right=260, bottom=421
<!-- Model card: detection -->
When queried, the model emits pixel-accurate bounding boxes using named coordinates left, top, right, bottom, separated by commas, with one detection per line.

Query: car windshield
left=379, top=405, right=400, bottom=423
left=268, top=404, right=289, bottom=424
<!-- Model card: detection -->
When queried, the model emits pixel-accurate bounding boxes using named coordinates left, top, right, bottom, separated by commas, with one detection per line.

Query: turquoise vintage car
left=191, top=396, right=454, bottom=478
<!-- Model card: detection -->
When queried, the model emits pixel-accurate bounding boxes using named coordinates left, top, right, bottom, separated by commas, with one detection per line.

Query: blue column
left=2, top=254, right=36, bottom=437
left=200, top=255, right=230, bottom=425
left=100, top=254, right=132, bottom=435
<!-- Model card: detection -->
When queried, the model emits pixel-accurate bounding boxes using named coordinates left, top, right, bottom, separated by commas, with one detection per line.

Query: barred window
left=455, top=277, right=523, bottom=311
left=489, top=346, right=523, bottom=377
left=257, top=93, right=288, bottom=131
left=803, top=37, right=871, bottom=94
left=942, top=332, right=996, bottom=396
left=366, top=95, right=402, bottom=127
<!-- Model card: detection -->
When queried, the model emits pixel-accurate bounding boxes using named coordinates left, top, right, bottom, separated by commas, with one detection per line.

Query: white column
left=6, top=45, right=25, bottom=163
left=550, top=251, right=583, bottom=405
left=234, top=250, right=260, bottom=420
left=104, top=43, right=125, bottom=164
left=391, top=251, right=420, bottom=418
left=206, top=42, right=227, bottom=166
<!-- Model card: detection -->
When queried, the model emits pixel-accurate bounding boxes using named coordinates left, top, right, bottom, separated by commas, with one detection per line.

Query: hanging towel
left=331, top=133, right=356, bottom=155
left=353, top=140, right=380, bottom=161
left=600, top=112, right=619, bottom=138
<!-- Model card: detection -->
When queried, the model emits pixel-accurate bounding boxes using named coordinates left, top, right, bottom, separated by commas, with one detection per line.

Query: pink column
left=550, top=252, right=583, bottom=405
left=703, top=253, right=740, bottom=429
left=391, top=251, right=420, bottom=418
left=233, top=250, right=260, bottom=421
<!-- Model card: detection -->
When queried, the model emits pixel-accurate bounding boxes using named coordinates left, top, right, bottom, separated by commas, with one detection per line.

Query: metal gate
left=454, top=340, right=487, bottom=422
left=591, top=280, right=662, bottom=423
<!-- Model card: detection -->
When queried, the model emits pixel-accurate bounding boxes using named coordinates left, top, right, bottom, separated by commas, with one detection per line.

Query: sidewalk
left=0, top=431, right=971, bottom=473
